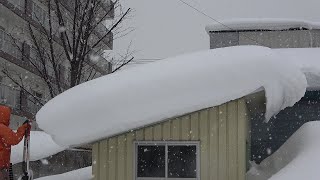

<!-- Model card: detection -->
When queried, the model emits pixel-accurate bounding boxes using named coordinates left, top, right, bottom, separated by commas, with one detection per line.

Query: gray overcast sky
left=111, top=0, right=320, bottom=64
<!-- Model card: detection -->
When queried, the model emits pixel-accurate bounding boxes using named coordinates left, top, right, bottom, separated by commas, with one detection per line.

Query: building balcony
left=0, top=82, right=43, bottom=118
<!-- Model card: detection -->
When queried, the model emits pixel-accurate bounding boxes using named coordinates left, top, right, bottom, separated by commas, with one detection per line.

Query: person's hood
left=0, top=105, right=11, bottom=126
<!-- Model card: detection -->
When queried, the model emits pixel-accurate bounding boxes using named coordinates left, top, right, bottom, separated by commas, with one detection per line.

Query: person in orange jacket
left=0, top=105, right=31, bottom=180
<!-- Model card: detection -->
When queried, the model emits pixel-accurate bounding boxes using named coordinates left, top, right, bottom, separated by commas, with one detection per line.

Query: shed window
left=135, top=142, right=199, bottom=180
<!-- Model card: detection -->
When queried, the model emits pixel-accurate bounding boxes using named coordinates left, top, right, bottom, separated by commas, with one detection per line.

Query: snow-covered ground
left=11, top=131, right=65, bottom=164
left=247, top=121, right=320, bottom=180
left=35, top=167, right=92, bottom=180
left=36, top=46, right=320, bottom=147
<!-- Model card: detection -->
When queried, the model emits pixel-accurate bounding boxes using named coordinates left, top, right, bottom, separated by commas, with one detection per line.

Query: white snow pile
left=205, top=18, right=320, bottom=32
left=11, top=131, right=65, bottom=164
left=275, top=48, right=320, bottom=90
left=247, top=121, right=320, bottom=180
left=36, top=45, right=320, bottom=147
left=35, top=166, right=92, bottom=180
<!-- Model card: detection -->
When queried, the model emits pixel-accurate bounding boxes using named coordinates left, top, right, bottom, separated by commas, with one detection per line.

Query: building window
left=30, top=47, right=55, bottom=77
left=7, top=0, right=25, bottom=10
left=0, top=28, right=21, bottom=59
left=32, top=2, right=48, bottom=27
left=135, top=141, right=199, bottom=180
left=0, top=29, right=4, bottom=50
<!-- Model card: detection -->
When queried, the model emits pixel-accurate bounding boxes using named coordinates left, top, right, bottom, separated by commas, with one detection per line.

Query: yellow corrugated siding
left=94, top=99, right=248, bottom=180
left=92, top=143, right=99, bottom=180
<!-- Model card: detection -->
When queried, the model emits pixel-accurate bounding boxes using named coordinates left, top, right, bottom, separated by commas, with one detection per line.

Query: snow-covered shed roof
left=36, top=46, right=320, bottom=147
left=205, top=19, right=320, bottom=33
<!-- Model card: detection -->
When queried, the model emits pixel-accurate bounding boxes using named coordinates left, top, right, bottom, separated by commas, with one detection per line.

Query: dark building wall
left=248, top=91, right=320, bottom=163
left=13, top=150, right=92, bottom=179
left=209, top=32, right=239, bottom=49
left=209, top=29, right=320, bottom=49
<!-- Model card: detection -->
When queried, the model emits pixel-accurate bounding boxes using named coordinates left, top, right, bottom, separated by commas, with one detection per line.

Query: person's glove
left=22, top=119, right=31, bottom=133
left=23, top=119, right=30, bottom=125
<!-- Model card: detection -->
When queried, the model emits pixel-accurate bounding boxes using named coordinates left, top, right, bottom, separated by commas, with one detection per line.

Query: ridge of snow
left=35, top=166, right=92, bottom=180
left=205, top=18, right=320, bottom=33
left=247, top=121, right=320, bottom=180
left=11, top=131, right=65, bottom=164
left=275, top=48, right=320, bottom=90
left=36, top=46, right=314, bottom=147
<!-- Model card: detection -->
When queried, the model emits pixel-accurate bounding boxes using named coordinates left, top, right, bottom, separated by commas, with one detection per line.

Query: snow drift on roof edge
left=36, top=46, right=307, bottom=147
left=205, top=18, right=320, bottom=33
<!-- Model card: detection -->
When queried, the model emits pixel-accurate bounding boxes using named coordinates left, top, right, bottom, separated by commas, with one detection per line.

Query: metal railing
left=0, top=83, right=45, bottom=114
left=26, top=97, right=44, bottom=114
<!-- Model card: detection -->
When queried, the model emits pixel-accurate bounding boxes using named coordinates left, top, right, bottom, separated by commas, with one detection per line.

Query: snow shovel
left=21, top=121, right=33, bottom=180
left=9, top=163, right=13, bottom=180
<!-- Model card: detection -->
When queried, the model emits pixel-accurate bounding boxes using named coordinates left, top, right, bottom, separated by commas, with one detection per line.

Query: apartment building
left=0, top=0, right=113, bottom=130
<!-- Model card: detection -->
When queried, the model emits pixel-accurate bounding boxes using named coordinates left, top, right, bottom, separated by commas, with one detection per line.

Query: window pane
left=137, top=145, right=165, bottom=177
left=0, top=30, right=3, bottom=49
left=168, top=145, right=197, bottom=178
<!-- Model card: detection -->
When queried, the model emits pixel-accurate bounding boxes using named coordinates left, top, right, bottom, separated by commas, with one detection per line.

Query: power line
left=177, top=0, right=269, bottom=48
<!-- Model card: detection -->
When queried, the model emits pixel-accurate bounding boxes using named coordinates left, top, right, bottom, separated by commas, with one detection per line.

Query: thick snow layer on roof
left=247, top=121, right=320, bottom=180
left=205, top=18, right=320, bottom=33
left=35, top=166, right=92, bottom=180
left=11, top=131, right=65, bottom=164
left=35, top=45, right=320, bottom=146
left=275, top=48, right=320, bottom=90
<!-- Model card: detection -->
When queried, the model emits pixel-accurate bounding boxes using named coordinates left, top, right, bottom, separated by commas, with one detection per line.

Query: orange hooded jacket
left=0, top=105, right=29, bottom=169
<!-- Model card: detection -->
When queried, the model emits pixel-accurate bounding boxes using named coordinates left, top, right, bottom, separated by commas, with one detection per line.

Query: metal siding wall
left=93, top=99, right=248, bottom=180
left=92, top=143, right=99, bottom=180
left=209, top=32, right=240, bottom=49
left=218, top=104, right=227, bottom=180
left=239, top=30, right=312, bottom=48
left=228, top=101, right=238, bottom=180
left=99, top=140, right=108, bottom=179
left=238, top=99, right=247, bottom=180
left=199, top=109, right=209, bottom=179
left=209, top=107, right=219, bottom=180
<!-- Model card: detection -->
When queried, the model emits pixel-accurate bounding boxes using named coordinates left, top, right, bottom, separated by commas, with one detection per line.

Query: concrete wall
left=209, top=29, right=320, bottom=49
left=92, top=99, right=248, bottom=180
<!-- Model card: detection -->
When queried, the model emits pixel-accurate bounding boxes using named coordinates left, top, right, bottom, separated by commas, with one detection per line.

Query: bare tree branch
left=112, top=57, right=134, bottom=73
left=3, top=0, right=134, bottom=112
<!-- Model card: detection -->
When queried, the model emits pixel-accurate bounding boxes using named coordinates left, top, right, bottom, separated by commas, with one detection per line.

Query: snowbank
left=205, top=18, right=320, bottom=32
left=11, top=131, right=65, bottom=164
left=35, top=166, right=92, bottom=180
left=247, top=121, right=320, bottom=180
left=36, top=46, right=318, bottom=147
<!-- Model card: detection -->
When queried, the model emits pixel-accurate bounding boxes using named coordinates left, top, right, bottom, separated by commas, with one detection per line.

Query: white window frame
left=134, top=141, right=200, bottom=180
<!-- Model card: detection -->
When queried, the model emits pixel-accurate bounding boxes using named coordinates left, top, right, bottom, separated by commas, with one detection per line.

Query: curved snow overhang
left=36, top=46, right=320, bottom=147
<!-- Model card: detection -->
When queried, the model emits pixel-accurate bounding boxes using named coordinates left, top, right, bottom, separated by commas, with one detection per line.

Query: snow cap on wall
left=205, top=19, right=320, bottom=33
left=36, top=46, right=318, bottom=147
